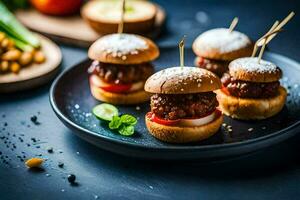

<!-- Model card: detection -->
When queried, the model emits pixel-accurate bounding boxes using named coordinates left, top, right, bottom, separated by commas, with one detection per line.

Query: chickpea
left=0, top=61, right=9, bottom=72
left=34, top=51, right=46, bottom=64
left=7, top=39, right=15, bottom=49
left=25, top=158, right=44, bottom=168
left=19, top=52, right=33, bottom=66
left=10, top=62, right=21, bottom=73
left=0, top=32, right=5, bottom=43
left=1, top=38, right=9, bottom=49
left=2, top=49, right=22, bottom=61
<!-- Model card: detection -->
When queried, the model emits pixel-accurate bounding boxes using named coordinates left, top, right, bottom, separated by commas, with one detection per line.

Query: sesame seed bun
left=81, top=0, right=157, bottom=35
left=228, top=57, right=282, bottom=82
left=145, top=113, right=223, bottom=143
left=144, top=67, right=221, bottom=94
left=192, top=28, right=253, bottom=61
left=216, top=86, right=287, bottom=120
left=90, top=82, right=150, bottom=105
left=88, top=33, right=159, bottom=64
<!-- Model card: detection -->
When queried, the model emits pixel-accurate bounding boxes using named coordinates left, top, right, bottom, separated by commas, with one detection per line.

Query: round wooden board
left=15, top=5, right=166, bottom=48
left=0, top=34, right=62, bottom=93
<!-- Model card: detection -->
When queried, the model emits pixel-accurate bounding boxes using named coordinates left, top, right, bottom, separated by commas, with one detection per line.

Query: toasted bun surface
left=145, top=113, right=222, bottom=143
left=144, top=67, right=221, bottom=94
left=228, top=57, right=282, bottom=82
left=216, top=86, right=287, bottom=120
left=90, top=83, right=150, bottom=105
left=192, top=28, right=253, bottom=61
left=81, top=0, right=156, bottom=34
left=88, top=33, right=159, bottom=64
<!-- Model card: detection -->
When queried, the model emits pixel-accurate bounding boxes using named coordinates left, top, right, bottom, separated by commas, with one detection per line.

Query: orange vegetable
left=30, top=0, right=82, bottom=16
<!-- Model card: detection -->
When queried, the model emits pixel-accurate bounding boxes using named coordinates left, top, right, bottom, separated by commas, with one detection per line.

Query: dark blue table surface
left=1, top=0, right=300, bottom=199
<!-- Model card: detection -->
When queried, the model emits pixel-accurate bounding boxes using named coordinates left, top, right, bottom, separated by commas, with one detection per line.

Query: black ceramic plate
left=50, top=47, right=300, bottom=160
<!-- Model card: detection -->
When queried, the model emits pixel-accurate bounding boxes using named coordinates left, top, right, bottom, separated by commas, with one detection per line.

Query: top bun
left=229, top=57, right=282, bottom=82
left=81, top=0, right=157, bottom=35
left=192, top=28, right=253, bottom=61
left=88, top=33, right=159, bottom=64
left=145, top=67, right=221, bottom=94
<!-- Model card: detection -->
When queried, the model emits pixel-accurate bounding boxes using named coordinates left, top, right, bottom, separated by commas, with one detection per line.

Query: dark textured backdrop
left=0, top=0, right=299, bottom=199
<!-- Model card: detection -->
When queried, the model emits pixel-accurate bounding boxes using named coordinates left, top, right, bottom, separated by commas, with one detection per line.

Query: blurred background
left=0, top=0, right=299, bottom=199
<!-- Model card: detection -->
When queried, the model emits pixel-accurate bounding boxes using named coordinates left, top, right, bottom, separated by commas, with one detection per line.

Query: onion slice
left=90, top=75, right=144, bottom=92
left=179, top=111, right=216, bottom=127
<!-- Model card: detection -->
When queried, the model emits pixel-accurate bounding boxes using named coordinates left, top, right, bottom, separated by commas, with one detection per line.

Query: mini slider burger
left=192, top=18, right=253, bottom=77
left=216, top=57, right=286, bottom=120
left=144, top=38, right=223, bottom=143
left=216, top=13, right=294, bottom=120
left=87, top=0, right=159, bottom=105
left=144, top=67, right=223, bottom=143
left=88, top=33, right=159, bottom=104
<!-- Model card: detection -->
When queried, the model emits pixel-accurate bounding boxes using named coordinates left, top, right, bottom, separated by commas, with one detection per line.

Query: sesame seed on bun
left=144, top=67, right=221, bottom=94
left=192, top=28, right=253, bottom=61
left=228, top=57, right=282, bottom=82
left=88, top=33, right=159, bottom=64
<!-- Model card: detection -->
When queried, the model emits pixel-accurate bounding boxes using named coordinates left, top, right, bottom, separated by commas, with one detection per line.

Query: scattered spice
left=58, top=161, right=64, bottom=168
left=67, top=174, right=76, bottom=183
left=25, top=158, right=43, bottom=168
left=30, top=115, right=37, bottom=122
left=30, top=115, right=40, bottom=125
left=47, top=147, right=53, bottom=153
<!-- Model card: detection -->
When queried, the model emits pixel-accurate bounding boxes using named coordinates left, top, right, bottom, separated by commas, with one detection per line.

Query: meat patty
left=150, top=92, right=218, bottom=120
left=221, top=73, right=280, bottom=98
left=196, top=57, right=229, bottom=77
left=88, top=61, right=154, bottom=84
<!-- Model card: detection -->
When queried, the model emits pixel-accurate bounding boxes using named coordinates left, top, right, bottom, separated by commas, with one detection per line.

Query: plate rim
left=49, top=49, right=300, bottom=152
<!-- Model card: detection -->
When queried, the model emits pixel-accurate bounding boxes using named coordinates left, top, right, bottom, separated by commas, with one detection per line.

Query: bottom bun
left=145, top=113, right=223, bottom=143
left=90, top=84, right=150, bottom=105
left=216, top=86, right=287, bottom=120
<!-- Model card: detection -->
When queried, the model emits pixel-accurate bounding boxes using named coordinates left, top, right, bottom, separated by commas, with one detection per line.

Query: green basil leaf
left=118, top=125, right=135, bottom=136
left=120, top=114, right=137, bottom=126
left=109, top=116, right=122, bottom=130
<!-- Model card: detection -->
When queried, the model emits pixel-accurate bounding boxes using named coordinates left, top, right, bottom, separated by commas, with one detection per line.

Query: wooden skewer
left=257, top=11, right=294, bottom=46
left=179, top=36, right=186, bottom=67
left=257, top=40, right=266, bottom=64
left=229, top=17, right=239, bottom=33
left=117, top=0, right=126, bottom=34
left=252, top=21, right=279, bottom=57
left=255, top=11, right=295, bottom=63
left=257, top=29, right=282, bottom=63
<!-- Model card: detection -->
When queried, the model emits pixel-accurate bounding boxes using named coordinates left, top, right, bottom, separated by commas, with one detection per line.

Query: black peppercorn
left=31, top=115, right=37, bottom=122
left=67, top=174, right=76, bottom=183
left=58, top=162, right=64, bottom=168
left=47, top=147, right=53, bottom=153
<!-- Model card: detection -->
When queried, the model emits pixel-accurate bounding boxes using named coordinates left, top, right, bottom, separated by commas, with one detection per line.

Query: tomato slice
left=197, top=56, right=205, bottom=66
left=221, top=85, right=231, bottom=96
left=147, top=110, right=222, bottom=126
left=101, top=84, right=132, bottom=93
left=90, top=75, right=132, bottom=93
left=146, top=112, right=180, bottom=126
left=214, top=109, right=222, bottom=118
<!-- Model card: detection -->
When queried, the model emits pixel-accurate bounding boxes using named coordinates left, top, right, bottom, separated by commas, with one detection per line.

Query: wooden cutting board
left=0, top=34, right=62, bottom=93
left=15, top=5, right=166, bottom=48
